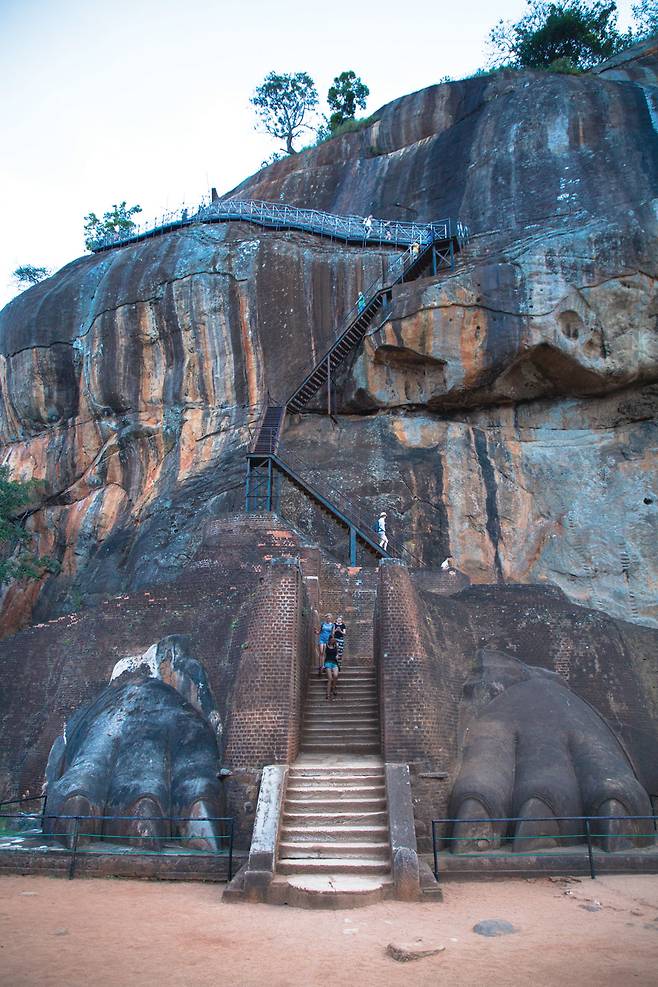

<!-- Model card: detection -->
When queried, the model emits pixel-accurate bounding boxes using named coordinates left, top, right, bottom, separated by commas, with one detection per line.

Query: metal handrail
left=90, top=196, right=468, bottom=253
left=285, top=240, right=432, bottom=411
left=0, top=812, right=235, bottom=881
left=271, top=446, right=423, bottom=568
left=431, top=814, right=658, bottom=883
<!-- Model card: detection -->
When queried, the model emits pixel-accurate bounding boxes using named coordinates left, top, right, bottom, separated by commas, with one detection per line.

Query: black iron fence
left=0, top=811, right=234, bottom=881
left=431, top=814, right=658, bottom=882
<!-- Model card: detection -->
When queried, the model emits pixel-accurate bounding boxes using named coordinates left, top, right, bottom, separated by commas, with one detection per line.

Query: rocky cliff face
left=1, top=41, right=656, bottom=632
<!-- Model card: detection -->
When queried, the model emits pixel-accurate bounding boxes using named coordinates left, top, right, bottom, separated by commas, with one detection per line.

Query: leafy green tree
left=83, top=201, right=142, bottom=250
left=0, top=466, right=56, bottom=586
left=12, top=265, right=50, bottom=289
left=489, top=1, right=626, bottom=70
left=632, top=0, right=658, bottom=39
left=251, top=71, right=319, bottom=154
left=327, top=71, right=369, bottom=132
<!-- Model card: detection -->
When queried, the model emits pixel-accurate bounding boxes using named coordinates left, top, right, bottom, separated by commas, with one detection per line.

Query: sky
left=0, top=0, right=639, bottom=309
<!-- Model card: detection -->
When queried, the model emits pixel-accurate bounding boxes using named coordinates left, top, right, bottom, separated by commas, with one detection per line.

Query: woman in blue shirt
left=317, top=613, right=334, bottom=676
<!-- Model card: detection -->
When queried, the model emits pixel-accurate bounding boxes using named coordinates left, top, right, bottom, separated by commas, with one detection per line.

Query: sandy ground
left=0, top=874, right=657, bottom=986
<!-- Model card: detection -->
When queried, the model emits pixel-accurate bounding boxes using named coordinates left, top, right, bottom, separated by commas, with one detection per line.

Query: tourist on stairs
left=323, top=635, right=339, bottom=701
left=334, top=614, right=347, bottom=669
left=317, top=613, right=334, bottom=675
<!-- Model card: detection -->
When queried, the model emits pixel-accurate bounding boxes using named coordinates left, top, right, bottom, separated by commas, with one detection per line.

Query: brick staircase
left=267, top=564, right=395, bottom=905
left=299, top=667, right=380, bottom=754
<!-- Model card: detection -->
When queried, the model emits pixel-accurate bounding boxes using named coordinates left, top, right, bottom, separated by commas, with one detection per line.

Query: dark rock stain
left=472, top=427, right=503, bottom=582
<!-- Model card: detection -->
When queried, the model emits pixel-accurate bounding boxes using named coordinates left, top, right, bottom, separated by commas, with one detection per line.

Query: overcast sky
left=0, top=0, right=638, bottom=310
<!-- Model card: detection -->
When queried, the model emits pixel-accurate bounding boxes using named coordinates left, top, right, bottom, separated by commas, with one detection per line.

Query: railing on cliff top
left=89, top=197, right=470, bottom=253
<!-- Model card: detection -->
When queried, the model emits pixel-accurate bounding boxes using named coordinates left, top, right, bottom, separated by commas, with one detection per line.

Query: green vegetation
left=632, top=0, right=658, bottom=39
left=83, top=201, right=142, bottom=251
left=12, top=265, right=50, bottom=289
left=0, top=466, right=57, bottom=586
left=311, top=114, right=377, bottom=149
left=327, top=71, right=369, bottom=133
left=251, top=71, right=319, bottom=154
left=487, top=1, right=649, bottom=72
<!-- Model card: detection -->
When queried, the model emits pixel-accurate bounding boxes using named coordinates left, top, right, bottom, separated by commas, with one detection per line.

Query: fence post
left=68, top=817, right=80, bottom=880
left=432, top=821, right=440, bottom=882
left=228, top=818, right=234, bottom=882
left=584, top=818, right=596, bottom=880
left=349, top=527, right=357, bottom=566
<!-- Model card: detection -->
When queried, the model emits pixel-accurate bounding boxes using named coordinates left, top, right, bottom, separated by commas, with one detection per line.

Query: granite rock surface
left=1, top=41, right=656, bottom=632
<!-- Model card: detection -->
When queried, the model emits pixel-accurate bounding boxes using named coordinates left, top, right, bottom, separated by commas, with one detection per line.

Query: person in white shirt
left=377, top=512, right=388, bottom=551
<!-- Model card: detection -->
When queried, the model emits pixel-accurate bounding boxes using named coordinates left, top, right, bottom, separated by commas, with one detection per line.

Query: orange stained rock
left=237, top=286, right=261, bottom=412
left=390, top=416, right=438, bottom=449
left=459, top=308, right=489, bottom=390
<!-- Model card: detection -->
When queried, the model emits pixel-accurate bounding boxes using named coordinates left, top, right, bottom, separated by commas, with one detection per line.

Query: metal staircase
left=286, top=236, right=451, bottom=414
left=243, top=203, right=466, bottom=566
left=245, top=452, right=388, bottom=564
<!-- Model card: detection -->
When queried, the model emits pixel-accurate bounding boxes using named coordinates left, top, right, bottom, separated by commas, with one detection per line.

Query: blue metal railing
left=89, top=196, right=469, bottom=253
left=0, top=812, right=234, bottom=881
left=431, top=814, right=658, bottom=882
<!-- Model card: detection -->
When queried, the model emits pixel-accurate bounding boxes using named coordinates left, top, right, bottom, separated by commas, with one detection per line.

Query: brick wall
left=375, top=559, right=463, bottom=848
left=223, top=557, right=313, bottom=769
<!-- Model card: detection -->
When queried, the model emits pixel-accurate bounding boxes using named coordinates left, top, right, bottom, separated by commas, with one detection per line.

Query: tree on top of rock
left=12, top=265, right=50, bottom=289
left=83, top=201, right=142, bottom=251
left=251, top=71, right=319, bottom=155
left=327, top=71, right=369, bottom=133
left=631, top=0, right=658, bottom=39
left=489, top=1, right=627, bottom=71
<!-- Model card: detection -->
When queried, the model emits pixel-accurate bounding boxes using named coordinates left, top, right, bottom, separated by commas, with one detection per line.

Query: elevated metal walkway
left=90, top=196, right=468, bottom=253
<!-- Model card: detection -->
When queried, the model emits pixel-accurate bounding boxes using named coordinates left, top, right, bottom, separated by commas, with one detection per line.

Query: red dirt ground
left=1, top=874, right=657, bottom=985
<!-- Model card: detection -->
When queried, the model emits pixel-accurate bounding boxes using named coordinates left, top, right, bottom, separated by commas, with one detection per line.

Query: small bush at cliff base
left=0, top=467, right=58, bottom=586
left=83, top=201, right=142, bottom=251
left=489, top=1, right=628, bottom=70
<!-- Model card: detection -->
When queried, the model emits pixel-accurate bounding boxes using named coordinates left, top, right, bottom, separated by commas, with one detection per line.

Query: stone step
left=283, top=810, right=387, bottom=827
left=307, top=691, right=377, bottom=701
left=286, top=784, right=385, bottom=798
left=288, top=773, right=385, bottom=786
left=301, top=742, right=381, bottom=754
left=309, top=675, right=375, bottom=682
left=278, top=841, right=390, bottom=860
left=306, top=695, right=378, bottom=703
left=308, top=682, right=376, bottom=690
left=285, top=796, right=386, bottom=811
left=301, top=737, right=380, bottom=749
left=280, top=824, right=388, bottom=841
left=268, top=872, right=392, bottom=907
left=308, top=680, right=376, bottom=688
left=303, top=719, right=379, bottom=731
left=277, top=857, right=390, bottom=876
left=323, top=667, right=376, bottom=675
left=305, top=702, right=378, bottom=712
left=303, top=723, right=380, bottom=735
